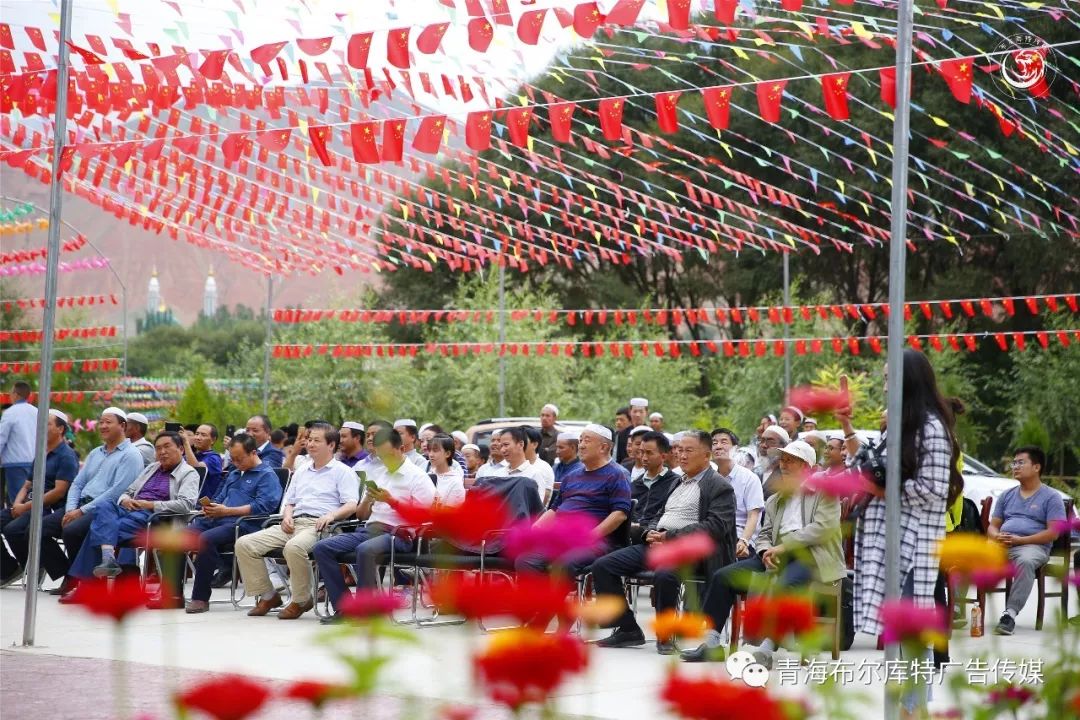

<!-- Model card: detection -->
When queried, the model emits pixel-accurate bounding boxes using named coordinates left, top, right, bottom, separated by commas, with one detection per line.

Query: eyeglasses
left=1010, top=460, right=1028, bottom=467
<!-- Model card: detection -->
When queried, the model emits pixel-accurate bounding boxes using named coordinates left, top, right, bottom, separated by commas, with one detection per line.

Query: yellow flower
left=572, top=595, right=626, bottom=626
left=651, top=610, right=712, bottom=643
left=938, top=534, right=1007, bottom=575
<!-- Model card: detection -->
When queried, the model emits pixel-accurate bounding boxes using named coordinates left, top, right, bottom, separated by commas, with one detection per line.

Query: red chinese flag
left=256, top=128, right=291, bottom=151
left=387, top=28, right=411, bottom=69
left=198, top=49, right=230, bottom=80
left=467, top=18, right=494, bottom=52
left=939, top=57, right=974, bottom=104
left=701, top=86, right=733, bottom=130
left=517, top=9, right=547, bottom=45
left=715, top=0, right=738, bottom=23
left=756, top=80, right=786, bottom=123
left=66, top=42, right=105, bottom=64
left=668, top=0, right=692, bottom=29
left=880, top=67, right=914, bottom=109
left=821, top=72, right=850, bottom=120
left=307, top=125, right=333, bottom=166
left=250, top=41, right=287, bottom=66
left=548, top=101, right=576, bottom=142
left=465, top=111, right=492, bottom=152
left=606, top=0, right=645, bottom=25
left=296, top=37, right=333, bottom=56
left=347, top=33, right=373, bottom=68
left=598, top=98, right=624, bottom=140
left=412, top=115, right=446, bottom=154
left=350, top=121, right=380, bottom=163
left=416, top=23, right=449, bottom=54
left=382, top=118, right=406, bottom=162
left=222, top=132, right=245, bottom=164
left=25, top=27, right=47, bottom=52
left=655, top=91, right=681, bottom=133
left=506, top=107, right=533, bottom=147
left=574, top=3, right=604, bottom=38
left=490, top=0, right=513, bottom=24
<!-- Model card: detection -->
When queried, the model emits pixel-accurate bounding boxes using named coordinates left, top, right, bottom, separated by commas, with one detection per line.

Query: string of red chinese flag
left=0, top=233, right=87, bottom=265
left=2, top=294, right=120, bottom=311
left=0, top=391, right=115, bottom=404
left=0, top=326, right=119, bottom=343
left=271, top=293, right=1079, bottom=327
left=271, top=329, right=1078, bottom=361
left=0, top=358, right=121, bottom=374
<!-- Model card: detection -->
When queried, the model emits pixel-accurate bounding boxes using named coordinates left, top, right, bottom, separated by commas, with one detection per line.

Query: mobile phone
left=165, top=422, right=182, bottom=433
left=198, top=496, right=212, bottom=506
left=225, top=424, right=236, bottom=437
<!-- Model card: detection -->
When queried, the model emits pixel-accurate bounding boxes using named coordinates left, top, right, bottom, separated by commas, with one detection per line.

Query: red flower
left=879, top=599, right=947, bottom=646
left=660, top=673, right=787, bottom=720
left=741, top=595, right=816, bottom=640
left=431, top=574, right=573, bottom=623
left=338, top=588, right=405, bottom=619
left=503, top=512, right=605, bottom=565
left=395, top=492, right=511, bottom=546
left=284, top=680, right=351, bottom=709
left=646, top=531, right=715, bottom=570
left=175, top=675, right=270, bottom=720
left=786, top=385, right=851, bottom=415
left=68, top=576, right=150, bottom=623
left=473, top=629, right=588, bottom=709
left=987, top=684, right=1035, bottom=708
left=967, top=564, right=1015, bottom=590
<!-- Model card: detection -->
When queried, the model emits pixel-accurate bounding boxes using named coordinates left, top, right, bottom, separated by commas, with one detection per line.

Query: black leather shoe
left=209, top=569, right=232, bottom=589
left=679, top=643, right=726, bottom=663
left=596, top=628, right=647, bottom=648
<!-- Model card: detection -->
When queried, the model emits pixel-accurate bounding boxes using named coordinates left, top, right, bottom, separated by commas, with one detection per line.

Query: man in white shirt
left=475, top=429, right=508, bottom=481
left=393, top=419, right=426, bottom=467
left=125, top=413, right=156, bottom=467
left=235, top=423, right=358, bottom=620
left=0, top=381, right=37, bottom=505
left=522, top=426, right=555, bottom=506
left=313, top=427, right=435, bottom=623
left=501, top=427, right=545, bottom=505
left=711, top=428, right=764, bottom=559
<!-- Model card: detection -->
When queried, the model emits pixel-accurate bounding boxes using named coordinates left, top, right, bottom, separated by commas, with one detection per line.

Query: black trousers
left=590, top=543, right=681, bottom=632
left=58, top=511, right=93, bottom=579
left=1, top=507, right=71, bottom=580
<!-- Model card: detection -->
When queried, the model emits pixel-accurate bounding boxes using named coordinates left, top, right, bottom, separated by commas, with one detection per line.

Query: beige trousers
left=235, top=517, right=320, bottom=604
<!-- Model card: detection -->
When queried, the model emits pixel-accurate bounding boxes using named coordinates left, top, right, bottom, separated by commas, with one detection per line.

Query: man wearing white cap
left=475, top=429, right=508, bottom=481
left=1, top=409, right=79, bottom=586
left=756, top=425, right=790, bottom=500
left=125, top=412, right=156, bottom=467
left=621, top=425, right=651, bottom=483
left=649, top=412, right=665, bottom=432
left=777, top=406, right=804, bottom=441
left=451, top=430, right=469, bottom=452
left=552, top=431, right=582, bottom=490
left=338, top=421, right=367, bottom=468
left=538, top=404, right=560, bottom=465
left=615, top=397, right=649, bottom=464
left=53, top=407, right=143, bottom=597
left=393, top=419, right=425, bottom=468
left=681, top=440, right=844, bottom=666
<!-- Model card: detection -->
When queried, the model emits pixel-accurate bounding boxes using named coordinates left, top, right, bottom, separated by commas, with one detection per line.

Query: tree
left=175, top=373, right=214, bottom=427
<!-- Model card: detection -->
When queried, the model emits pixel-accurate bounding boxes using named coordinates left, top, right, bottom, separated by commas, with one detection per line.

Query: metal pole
left=496, top=262, right=506, bottom=417
left=22, top=0, right=72, bottom=647
left=782, top=252, right=791, bottom=393
left=262, top=274, right=273, bottom=415
left=121, top=288, right=128, bottom=376
left=884, top=0, right=916, bottom=716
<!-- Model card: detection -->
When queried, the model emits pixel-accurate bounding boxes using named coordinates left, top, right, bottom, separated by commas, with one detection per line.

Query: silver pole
left=782, top=252, right=791, bottom=393
left=884, top=0, right=916, bottom=716
left=22, top=0, right=73, bottom=647
left=121, top=288, right=128, bottom=376
left=497, top=262, right=506, bottom=417
left=262, top=274, right=273, bottom=415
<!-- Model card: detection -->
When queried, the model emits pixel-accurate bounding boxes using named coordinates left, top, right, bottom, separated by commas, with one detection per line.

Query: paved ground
left=1, top=578, right=1071, bottom=719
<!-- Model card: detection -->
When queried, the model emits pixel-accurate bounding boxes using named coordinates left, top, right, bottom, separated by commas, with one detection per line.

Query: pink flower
left=503, top=512, right=606, bottom=565
left=987, top=684, right=1035, bottom=707
left=787, top=385, right=850, bottom=415
left=339, top=589, right=405, bottom=619
left=879, top=599, right=947, bottom=646
left=1069, top=572, right=1080, bottom=590
left=804, top=469, right=871, bottom=498
left=967, top=565, right=1015, bottom=590
left=646, top=532, right=715, bottom=570
left=1050, top=516, right=1080, bottom=535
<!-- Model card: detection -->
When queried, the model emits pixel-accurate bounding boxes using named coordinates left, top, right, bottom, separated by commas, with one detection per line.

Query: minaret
left=147, top=267, right=160, bottom=314
left=203, top=265, right=218, bottom=317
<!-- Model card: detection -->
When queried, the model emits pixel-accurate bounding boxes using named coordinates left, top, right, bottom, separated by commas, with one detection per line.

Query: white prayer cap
left=127, top=412, right=148, bottom=425
left=452, top=430, right=469, bottom=445
left=629, top=425, right=650, bottom=437
left=394, top=419, right=417, bottom=430
left=762, top=425, right=791, bottom=444
left=649, top=412, right=663, bottom=420
left=582, top=423, right=613, bottom=441
left=342, top=421, right=365, bottom=432
left=102, top=406, right=127, bottom=421
left=418, top=422, right=432, bottom=434
left=672, top=431, right=686, bottom=443
left=629, top=397, right=649, bottom=407
left=557, top=431, right=580, bottom=442
left=49, top=408, right=69, bottom=425
left=779, top=440, right=817, bottom=466
left=803, top=417, right=817, bottom=425
left=663, top=433, right=675, bottom=443
left=462, top=443, right=481, bottom=454
left=542, top=403, right=559, bottom=415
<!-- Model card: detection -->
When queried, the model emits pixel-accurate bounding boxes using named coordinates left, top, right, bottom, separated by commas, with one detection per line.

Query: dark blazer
left=651, top=468, right=737, bottom=577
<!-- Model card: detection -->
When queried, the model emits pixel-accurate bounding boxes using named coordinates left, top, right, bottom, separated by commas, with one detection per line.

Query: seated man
left=244, top=415, right=285, bottom=469
left=125, top=413, right=157, bottom=467
left=475, top=429, right=508, bottom=481
left=552, top=432, right=582, bottom=486
left=711, top=428, right=764, bottom=560
left=514, top=424, right=632, bottom=578
left=681, top=440, right=845, bottom=666
left=629, top=431, right=679, bottom=542
left=55, top=407, right=145, bottom=597
left=591, top=430, right=735, bottom=654
left=337, top=421, right=367, bottom=468
left=755, top=425, right=790, bottom=500
left=1, top=409, right=78, bottom=586
left=523, top=426, right=556, bottom=506
left=182, top=423, right=223, bottom=499
left=313, top=428, right=434, bottom=624
left=621, top=425, right=650, bottom=482
left=62, top=431, right=199, bottom=591
left=989, top=446, right=1067, bottom=635
left=461, top=443, right=485, bottom=487
left=183, top=434, right=283, bottom=613
left=236, top=422, right=358, bottom=619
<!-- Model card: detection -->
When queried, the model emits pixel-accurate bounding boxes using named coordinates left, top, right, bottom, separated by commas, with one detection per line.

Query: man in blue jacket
left=184, top=434, right=283, bottom=613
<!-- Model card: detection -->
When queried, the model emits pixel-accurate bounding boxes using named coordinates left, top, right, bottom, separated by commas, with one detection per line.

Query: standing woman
left=837, top=350, right=964, bottom=719
left=427, top=435, right=466, bottom=507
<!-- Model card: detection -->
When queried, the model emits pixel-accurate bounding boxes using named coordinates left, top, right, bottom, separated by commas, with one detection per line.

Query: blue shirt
left=550, top=461, right=632, bottom=522
left=258, top=443, right=284, bottom=469
left=0, top=399, right=37, bottom=466
left=196, top=449, right=224, bottom=499
left=66, top=439, right=145, bottom=513
left=33, top=442, right=79, bottom=509
left=993, top=484, right=1067, bottom=550
left=211, top=461, right=282, bottom=532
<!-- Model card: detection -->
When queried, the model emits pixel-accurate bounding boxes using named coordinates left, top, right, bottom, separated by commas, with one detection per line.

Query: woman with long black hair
left=837, top=349, right=964, bottom=718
